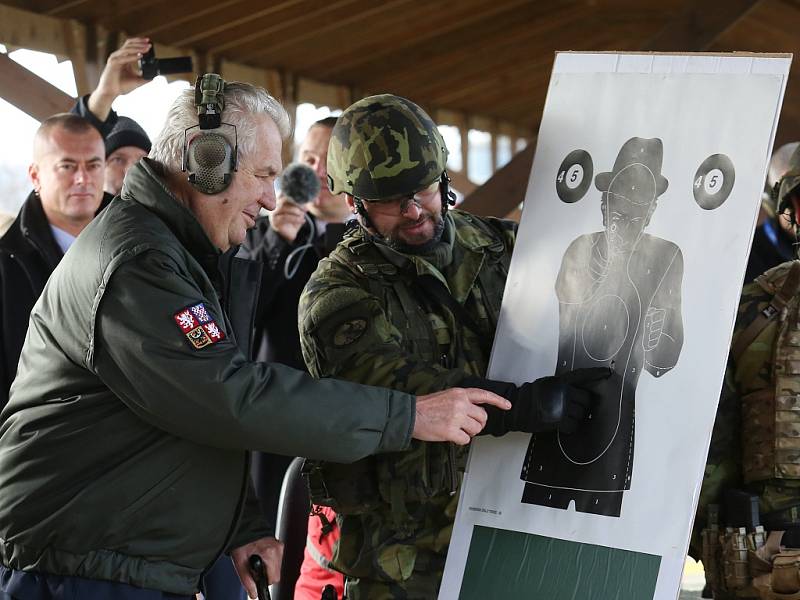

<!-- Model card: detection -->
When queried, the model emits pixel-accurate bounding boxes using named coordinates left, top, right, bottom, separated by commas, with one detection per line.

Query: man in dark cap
left=102, top=116, right=151, bottom=195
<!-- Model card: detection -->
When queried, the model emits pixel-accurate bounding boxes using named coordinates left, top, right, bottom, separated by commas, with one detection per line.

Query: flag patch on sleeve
left=173, top=302, right=226, bottom=349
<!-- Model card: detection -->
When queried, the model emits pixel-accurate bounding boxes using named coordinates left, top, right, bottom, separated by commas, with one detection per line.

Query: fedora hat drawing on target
left=595, top=137, right=669, bottom=201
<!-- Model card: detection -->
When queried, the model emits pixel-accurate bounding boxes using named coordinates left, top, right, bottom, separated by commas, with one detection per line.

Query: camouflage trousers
left=344, top=570, right=443, bottom=600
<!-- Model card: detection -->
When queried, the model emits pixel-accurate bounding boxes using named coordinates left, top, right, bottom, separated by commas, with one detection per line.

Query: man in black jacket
left=243, top=116, right=349, bottom=369
left=0, top=113, right=109, bottom=407
left=0, top=37, right=153, bottom=409
left=242, top=117, right=352, bottom=530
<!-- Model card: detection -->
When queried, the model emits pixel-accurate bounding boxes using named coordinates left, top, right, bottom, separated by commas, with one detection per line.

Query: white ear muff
left=186, top=133, right=233, bottom=195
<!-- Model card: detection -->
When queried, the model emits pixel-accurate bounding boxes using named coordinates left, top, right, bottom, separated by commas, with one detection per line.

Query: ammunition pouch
left=772, top=551, right=800, bottom=596
left=702, top=526, right=767, bottom=599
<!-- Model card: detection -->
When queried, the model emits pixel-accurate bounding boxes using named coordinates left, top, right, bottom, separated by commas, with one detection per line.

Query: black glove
left=515, top=367, right=612, bottom=434
left=462, top=367, right=612, bottom=437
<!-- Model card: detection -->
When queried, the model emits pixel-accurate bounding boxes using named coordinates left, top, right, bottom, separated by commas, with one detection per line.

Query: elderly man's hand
left=231, top=536, right=283, bottom=598
left=413, top=388, right=511, bottom=445
left=88, top=38, right=151, bottom=121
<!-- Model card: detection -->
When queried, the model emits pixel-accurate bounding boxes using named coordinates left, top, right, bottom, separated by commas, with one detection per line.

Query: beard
left=384, top=211, right=446, bottom=255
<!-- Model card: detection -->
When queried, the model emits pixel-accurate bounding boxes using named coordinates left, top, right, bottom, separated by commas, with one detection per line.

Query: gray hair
left=149, top=81, right=291, bottom=172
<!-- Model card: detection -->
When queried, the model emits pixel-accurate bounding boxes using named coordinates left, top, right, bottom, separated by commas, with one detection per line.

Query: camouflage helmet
left=776, top=144, right=800, bottom=219
left=327, top=94, right=448, bottom=201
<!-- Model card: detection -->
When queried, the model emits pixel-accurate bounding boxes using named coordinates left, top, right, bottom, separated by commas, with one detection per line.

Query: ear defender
left=182, top=73, right=238, bottom=195
left=185, top=133, right=235, bottom=195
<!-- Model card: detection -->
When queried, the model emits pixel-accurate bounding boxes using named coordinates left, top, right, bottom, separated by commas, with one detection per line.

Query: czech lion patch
left=173, top=302, right=226, bottom=350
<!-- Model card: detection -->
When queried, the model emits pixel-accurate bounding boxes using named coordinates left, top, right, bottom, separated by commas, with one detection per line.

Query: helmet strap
left=353, top=197, right=384, bottom=240
left=441, top=171, right=456, bottom=218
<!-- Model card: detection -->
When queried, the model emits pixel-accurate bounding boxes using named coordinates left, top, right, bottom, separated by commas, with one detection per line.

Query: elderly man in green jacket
left=0, top=77, right=508, bottom=600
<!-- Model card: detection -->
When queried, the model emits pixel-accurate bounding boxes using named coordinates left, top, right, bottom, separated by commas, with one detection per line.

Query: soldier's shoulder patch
left=173, top=302, right=226, bottom=350
left=333, top=318, right=367, bottom=347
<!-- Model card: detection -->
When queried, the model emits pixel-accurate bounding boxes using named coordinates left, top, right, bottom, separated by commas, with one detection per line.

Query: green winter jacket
left=0, top=159, right=415, bottom=595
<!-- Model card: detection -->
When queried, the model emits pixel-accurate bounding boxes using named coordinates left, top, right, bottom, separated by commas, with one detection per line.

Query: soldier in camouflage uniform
left=696, top=145, right=800, bottom=600
left=298, top=94, right=611, bottom=599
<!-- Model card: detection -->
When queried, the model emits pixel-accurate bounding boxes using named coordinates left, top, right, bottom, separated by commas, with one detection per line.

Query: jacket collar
left=121, top=158, right=221, bottom=263
left=1, top=190, right=115, bottom=268
left=15, top=190, right=64, bottom=268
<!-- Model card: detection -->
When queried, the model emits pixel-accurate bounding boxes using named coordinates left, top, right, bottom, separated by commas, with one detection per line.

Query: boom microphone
left=278, top=162, right=320, bottom=205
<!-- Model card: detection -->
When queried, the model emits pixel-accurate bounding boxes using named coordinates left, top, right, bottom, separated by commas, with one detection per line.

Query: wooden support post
left=62, top=19, right=92, bottom=97
left=280, top=71, right=298, bottom=164
left=0, top=53, right=74, bottom=121
left=459, top=117, right=469, bottom=182
left=490, top=121, right=498, bottom=174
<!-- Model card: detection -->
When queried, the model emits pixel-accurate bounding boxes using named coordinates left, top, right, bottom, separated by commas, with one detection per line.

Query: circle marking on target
left=693, top=154, right=735, bottom=210
left=556, top=150, right=593, bottom=203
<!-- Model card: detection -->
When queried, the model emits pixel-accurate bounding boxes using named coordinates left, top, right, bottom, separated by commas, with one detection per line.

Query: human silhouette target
left=521, top=137, right=684, bottom=517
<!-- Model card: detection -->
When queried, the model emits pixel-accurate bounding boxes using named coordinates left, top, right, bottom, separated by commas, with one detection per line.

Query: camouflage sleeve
left=729, top=282, right=778, bottom=394
left=299, top=260, right=467, bottom=395
left=484, top=216, right=517, bottom=253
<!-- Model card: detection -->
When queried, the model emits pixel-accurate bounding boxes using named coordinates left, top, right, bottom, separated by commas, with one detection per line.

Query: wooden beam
left=0, top=52, right=74, bottom=120
left=65, top=0, right=178, bottom=24
left=61, top=19, right=90, bottom=96
left=232, top=0, right=414, bottom=62
left=460, top=144, right=534, bottom=218
left=297, top=0, right=535, bottom=76
left=643, top=0, right=762, bottom=51
left=353, top=2, right=576, bottom=91
left=0, top=3, right=73, bottom=56
left=145, top=0, right=302, bottom=46
left=490, top=125, right=498, bottom=174
left=220, top=59, right=281, bottom=93
left=297, top=78, right=350, bottom=111
left=46, top=0, right=92, bottom=16
left=211, top=0, right=362, bottom=55
left=459, top=120, right=470, bottom=183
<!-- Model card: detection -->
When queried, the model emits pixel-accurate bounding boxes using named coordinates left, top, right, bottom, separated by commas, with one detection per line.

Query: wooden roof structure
left=0, top=0, right=798, bottom=217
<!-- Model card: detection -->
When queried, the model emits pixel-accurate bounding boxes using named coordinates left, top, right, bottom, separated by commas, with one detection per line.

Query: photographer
left=71, top=38, right=153, bottom=195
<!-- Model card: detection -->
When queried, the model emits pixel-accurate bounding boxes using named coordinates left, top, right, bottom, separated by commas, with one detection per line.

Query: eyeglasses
left=358, top=180, right=440, bottom=215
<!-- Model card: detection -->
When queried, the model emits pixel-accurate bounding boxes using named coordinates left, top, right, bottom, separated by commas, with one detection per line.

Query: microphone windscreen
left=279, top=162, right=321, bottom=204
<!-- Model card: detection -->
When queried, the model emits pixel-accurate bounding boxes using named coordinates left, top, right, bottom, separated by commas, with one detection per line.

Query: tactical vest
left=304, top=212, right=513, bottom=541
left=737, top=261, right=800, bottom=484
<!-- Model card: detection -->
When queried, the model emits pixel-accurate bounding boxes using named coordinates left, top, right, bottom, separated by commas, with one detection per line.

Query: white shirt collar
left=49, top=225, right=76, bottom=254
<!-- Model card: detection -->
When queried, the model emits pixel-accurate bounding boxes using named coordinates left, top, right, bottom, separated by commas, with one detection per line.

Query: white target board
left=440, top=52, right=791, bottom=600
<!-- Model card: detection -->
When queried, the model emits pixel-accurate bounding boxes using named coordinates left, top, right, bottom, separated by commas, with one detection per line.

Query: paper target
left=693, top=154, right=735, bottom=210
left=556, top=150, right=593, bottom=203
